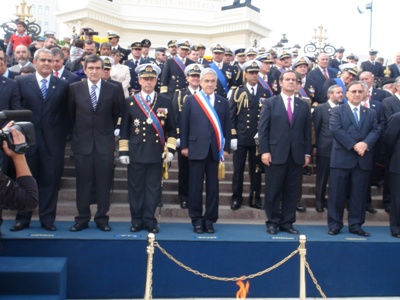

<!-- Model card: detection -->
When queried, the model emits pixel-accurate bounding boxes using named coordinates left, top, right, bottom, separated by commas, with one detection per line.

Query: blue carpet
left=1, top=221, right=399, bottom=299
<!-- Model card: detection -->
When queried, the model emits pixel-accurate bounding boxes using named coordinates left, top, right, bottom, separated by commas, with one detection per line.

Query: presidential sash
left=209, top=62, right=229, bottom=94
left=133, top=93, right=165, bottom=147
left=173, top=57, right=186, bottom=74
left=334, top=78, right=347, bottom=103
left=257, top=75, right=273, bottom=95
left=193, top=91, right=225, bottom=162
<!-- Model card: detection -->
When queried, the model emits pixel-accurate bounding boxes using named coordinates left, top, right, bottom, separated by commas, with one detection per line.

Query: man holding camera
left=9, top=49, right=69, bottom=232
left=1, top=126, right=38, bottom=237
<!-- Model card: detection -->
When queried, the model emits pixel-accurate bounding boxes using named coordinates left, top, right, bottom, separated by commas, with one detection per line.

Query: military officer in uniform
left=107, top=31, right=130, bottom=63
left=197, top=43, right=208, bottom=64
left=141, top=39, right=152, bottom=62
left=360, top=49, right=384, bottom=78
left=269, top=50, right=292, bottom=96
left=328, top=46, right=346, bottom=72
left=172, top=63, right=204, bottom=209
left=160, top=39, right=195, bottom=98
left=166, top=39, right=177, bottom=59
left=119, top=64, right=177, bottom=233
left=125, top=41, right=147, bottom=95
left=151, top=47, right=167, bottom=93
left=230, top=60, right=271, bottom=210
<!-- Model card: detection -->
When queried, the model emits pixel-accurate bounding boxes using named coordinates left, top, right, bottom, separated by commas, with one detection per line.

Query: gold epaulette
left=119, top=139, right=129, bottom=152
left=166, top=137, right=177, bottom=151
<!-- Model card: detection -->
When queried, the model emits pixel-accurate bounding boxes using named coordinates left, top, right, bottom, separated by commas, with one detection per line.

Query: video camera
left=0, top=110, right=36, bottom=154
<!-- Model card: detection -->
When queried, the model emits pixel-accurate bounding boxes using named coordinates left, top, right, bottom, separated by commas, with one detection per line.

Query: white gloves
left=114, top=129, right=120, bottom=137
left=162, top=152, right=174, bottom=163
left=230, top=139, right=238, bottom=151
left=176, top=138, right=181, bottom=148
left=119, top=156, right=130, bottom=165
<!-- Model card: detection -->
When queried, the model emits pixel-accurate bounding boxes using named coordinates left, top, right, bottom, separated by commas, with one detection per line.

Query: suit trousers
left=389, top=172, right=400, bottom=235
left=188, top=148, right=219, bottom=227
left=16, top=134, right=63, bottom=225
left=177, top=149, right=189, bottom=203
left=328, top=165, right=369, bottom=231
left=264, top=154, right=301, bottom=229
left=315, top=156, right=330, bottom=209
left=128, top=162, right=161, bottom=228
left=74, top=149, right=114, bottom=225
left=231, top=145, right=261, bottom=204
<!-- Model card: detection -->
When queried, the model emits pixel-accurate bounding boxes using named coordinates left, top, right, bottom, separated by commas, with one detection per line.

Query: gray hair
left=359, top=81, right=369, bottom=90
left=34, top=48, right=53, bottom=60
left=200, top=67, right=217, bottom=80
left=395, top=76, right=400, bottom=87
left=327, top=84, right=341, bottom=97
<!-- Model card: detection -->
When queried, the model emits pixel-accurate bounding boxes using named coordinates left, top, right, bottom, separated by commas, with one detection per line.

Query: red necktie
left=323, top=69, right=328, bottom=80
left=55, top=71, right=59, bottom=78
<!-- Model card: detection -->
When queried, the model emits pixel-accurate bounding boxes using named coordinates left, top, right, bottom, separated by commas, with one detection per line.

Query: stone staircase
left=3, top=142, right=390, bottom=225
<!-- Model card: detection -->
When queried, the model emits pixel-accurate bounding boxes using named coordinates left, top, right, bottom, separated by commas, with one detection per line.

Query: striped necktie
left=91, top=85, right=98, bottom=110
left=40, top=78, right=47, bottom=100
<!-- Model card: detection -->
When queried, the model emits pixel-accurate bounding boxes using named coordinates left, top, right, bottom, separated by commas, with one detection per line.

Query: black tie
left=134, top=60, right=138, bottom=68
left=251, top=87, right=255, bottom=99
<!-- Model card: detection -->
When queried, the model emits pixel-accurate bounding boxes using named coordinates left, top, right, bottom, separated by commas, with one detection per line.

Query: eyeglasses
left=348, top=90, right=364, bottom=94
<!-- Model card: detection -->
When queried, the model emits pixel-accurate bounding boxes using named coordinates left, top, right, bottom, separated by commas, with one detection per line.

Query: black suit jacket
left=382, top=95, right=400, bottom=121
left=329, top=103, right=381, bottom=171
left=360, top=60, right=384, bottom=77
left=229, top=84, right=270, bottom=146
left=68, top=79, right=120, bottom=155
left=58, top=69, right=80, bottom=85
left=160, top=57, right=195, bottom=97
left=384, top=112, right=400, bottom=174
left=306, top=67, right=338, bottom=103
left=16, top=73, right=69, bottom=156
left=313, top=102, right=334, bottom=158
left=258, top=94, right=312, bottom=165
left=388, top=63, right=400, bottom=79
left=6, top=70, right=18, bottom=80
left=370, top=87, right=391, bottom=102
left=0, top=75, right=21, bottom=112
left=180, top=93, right=231, bottom=161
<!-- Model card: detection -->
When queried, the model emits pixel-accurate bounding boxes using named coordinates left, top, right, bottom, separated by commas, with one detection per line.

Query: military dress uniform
left=125, top=42, right=147, bottom=94
left=119, top=64, right=177, bottom=233
left=230, top=60, right=270, bottom=210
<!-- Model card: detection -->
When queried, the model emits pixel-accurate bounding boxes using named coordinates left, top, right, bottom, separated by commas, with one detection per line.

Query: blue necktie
left=91, top=85, right=98, bottom=110
left=40, top=78, right=47, bottom=100
left=146, top=95, right=151, bottom=104
left=353, top=107, right=359, bottom=126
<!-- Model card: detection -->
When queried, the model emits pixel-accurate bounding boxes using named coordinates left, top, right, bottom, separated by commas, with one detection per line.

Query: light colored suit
left=111, top=63, right=131, bottom=98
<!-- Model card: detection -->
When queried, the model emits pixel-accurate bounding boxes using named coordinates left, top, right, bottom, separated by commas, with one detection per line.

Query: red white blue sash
left=298, top=86, right=309, bottom=98
left=173, top=57, right=186, bottom=73
left=133, top=93, right=165, bottom=147
left=257, top=75, right=273, bottom=95
left=193, top=91, right=225, bottom=161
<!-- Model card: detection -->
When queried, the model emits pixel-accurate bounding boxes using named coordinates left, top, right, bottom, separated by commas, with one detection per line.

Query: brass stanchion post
left=144, top=233, right=155, bottom=300
left=299, top=234, right=307, bottom=300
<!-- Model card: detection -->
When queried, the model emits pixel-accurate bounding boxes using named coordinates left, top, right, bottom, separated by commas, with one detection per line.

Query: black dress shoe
left=249, top=203, right=263, bottom=209
left=42, top=223, right=56, bottom=231
left=391, top=233, right=400, bottom=238
left=70, top=223, right=89, bottom=232
left=205, top=224, right=215, bottom=234
left=97, top=224, right=111, bottom=231
left=296, top=205, right=307, bottom=212
left=385, top=207, right=390, bottom=213
left=193, top=225, right=204, bottom=234
left=147, top=227, right=159, bottom=234
left=10, top=222, right=29, bottom=231
left=366, top=205, right=377, bottom=214
left=349, top=229, right=370, bottom=237
left=328, top=228, right=340, bottom=235
left=180, top=201, right=188, bottom=209
left=266, top=226, right=278, bottom=235
left=230, top=201, right=241, bottom=210
left=130, top=224, right=143, bottom=232
left=280, top=227, right=299, bottom=234
left=303, top=166, right=312, bottom=176
left=316, top=207, right=325, bottom=213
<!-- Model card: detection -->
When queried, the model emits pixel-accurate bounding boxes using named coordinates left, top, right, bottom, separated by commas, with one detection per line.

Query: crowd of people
left=1, top=26, right=400, bottom=238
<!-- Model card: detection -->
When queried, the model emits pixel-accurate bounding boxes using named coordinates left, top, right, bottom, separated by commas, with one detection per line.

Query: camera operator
left=0, top=125, right=38, bottom=236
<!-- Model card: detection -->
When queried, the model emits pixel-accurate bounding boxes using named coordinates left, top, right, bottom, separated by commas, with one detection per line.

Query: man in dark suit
left=387, top=52, right=400, bottom=79
left=313, top=85, right=343, bottom=212
left=360, top=49, right=384, bottom=78
left=50, top=48, right=80, bottom=85
left=268, top=50, right=292, bottom=96
left=10, top=49, right=69, bottom=232
left=230, top=60, right=271, bottom=210
left=151, top=47, right=167, bottom=93
left=119, top=64, right=177, bottom=233
left=382, top=77, right=400, bottom=121
left=68, top=55, right=120, bottom=232
left=359, top=71, right=391, bottom=102
left=207, top=43, right=241, bottom=99
left=306, top=53, right=338, bottom=104
left=125, top=42, right=148, bottom=95
left=160, top=39, right=195, bottom=98
left=172, top=63, right=204, bottom=209
left=180, top=68, right=231, bottom=234
left=0, top=48, right=18, bottom=79
left=383, top=112, right=400, bottom=238
left=258, top=70, right=312, bottom=235
left=328, top=81, right=381, bottom=236
left=328, top=46, right=346, bottom=72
